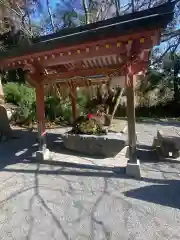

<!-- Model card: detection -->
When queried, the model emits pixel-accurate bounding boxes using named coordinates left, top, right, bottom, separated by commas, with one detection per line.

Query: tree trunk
left=114, top=0, right=120, bottom=16
left=173, top=75, right=179, bottom=103
left=0, top=77, right=5, bottom=104
left=0, top=77, right=12, bottom=140
left=82, top=0, right=90, bottom=24
left=109, top=88, right=124, bottom=126
left=131, top=0, right=135, bottom=12
left=173, top=58, right=180, bottom=103
left=46, top=0, right=56, bottom=32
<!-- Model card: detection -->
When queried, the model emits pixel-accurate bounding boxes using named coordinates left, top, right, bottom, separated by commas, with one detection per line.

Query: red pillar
left=125, top=64, right=137, bottom=163
left=71, top=86, right=77, bottom=121
left=36, top=84, right=46, bottom=152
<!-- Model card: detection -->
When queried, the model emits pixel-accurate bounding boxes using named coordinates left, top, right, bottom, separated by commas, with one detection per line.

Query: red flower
left=88, top=113, right=95, bottom=119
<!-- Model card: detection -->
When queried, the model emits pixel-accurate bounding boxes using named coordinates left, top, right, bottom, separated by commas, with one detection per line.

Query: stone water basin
left=62, top=132, right=126, bottom=158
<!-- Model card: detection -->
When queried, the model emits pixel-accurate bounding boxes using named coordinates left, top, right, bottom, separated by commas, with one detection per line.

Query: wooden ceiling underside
left=47, top=76, right=110, bottom=88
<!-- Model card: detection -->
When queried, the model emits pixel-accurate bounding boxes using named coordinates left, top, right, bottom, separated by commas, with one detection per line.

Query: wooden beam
left=36, top=84, right=47, bottom=152
left=0, top=29, right=156, bottom=68
left=41, top=45, right=127, bottom=68
left=129, top=61, right=149, bottom=75
left=31, top=63, right=47, bottom=153
left=43, top=66, right=121, bottom=84
left=26, top=62, right=48, bottom=89
left=125, top=64, right=137, bottom=163
left=1, top=31, right=155, bottom=70
left=46, top=79, right=108, bottom=88
left=70, top=84, right=77, bottom=121
left=43, top=59, right=149, bottom=85
left=0, top=77, right=5, bottom=104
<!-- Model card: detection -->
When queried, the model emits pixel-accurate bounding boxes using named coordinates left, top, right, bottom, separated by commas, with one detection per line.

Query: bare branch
left=162, top=29, right=180, bottom=41
left=82, top=0, right=90, bottom=24
left=131, top=0, right=135, bottom=12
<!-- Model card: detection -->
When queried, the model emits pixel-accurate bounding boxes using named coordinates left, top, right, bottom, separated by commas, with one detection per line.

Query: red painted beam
left=0, top=29, right=157, bottom=69
left=43, top=66, right=120, bottom=84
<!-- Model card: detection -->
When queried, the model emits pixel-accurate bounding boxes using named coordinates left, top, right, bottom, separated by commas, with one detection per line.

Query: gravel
left=0, top=122, right=180, bottom=239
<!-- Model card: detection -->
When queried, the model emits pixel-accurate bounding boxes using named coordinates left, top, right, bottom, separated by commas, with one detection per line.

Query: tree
left=0, top=0, right=37, bottom=139
left=131, top=0, right=180, bottom=66
left=163, top=52, right=180, bottom=102
left=51, top=0, right=179, bottom=122
left=0, top=0, right=179, bottom=126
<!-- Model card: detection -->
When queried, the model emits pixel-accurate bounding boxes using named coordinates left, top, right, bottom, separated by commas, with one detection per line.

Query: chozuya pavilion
left=0, top=2, right=175, bottom=177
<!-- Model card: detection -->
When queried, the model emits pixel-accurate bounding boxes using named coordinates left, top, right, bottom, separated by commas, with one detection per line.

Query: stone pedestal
left=153, top=130, right=180, bottom=159
left=0, top=78, right=4, bottom=105
left=36, top=148, right=51, bottom=161
left=0, top=105, right=12, bottom=141
left=62, top=133, right=126, bottom=158
left=126, top=159, right=141, bottom=179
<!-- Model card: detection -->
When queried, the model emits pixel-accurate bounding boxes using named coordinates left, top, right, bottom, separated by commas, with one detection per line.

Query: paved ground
left=0, top=121, right=180, bottom=239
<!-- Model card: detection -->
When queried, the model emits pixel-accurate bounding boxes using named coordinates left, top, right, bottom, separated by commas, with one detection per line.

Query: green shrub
left=58, top=99, right=73, bottom=123
left=4, top=83, right=36, bottom=125
left=45, top=96, right=74, bottom=123
left=3, top=83, right=89, bottom=125
left=45, top=96, right=61, bottom=121
left=4, top=82, right=35, bottom=106
left=4, top=82, right=22, bottom=105
left=71, top=116, right=106, bottom=135
left=76, top=90, right=89, bottom=115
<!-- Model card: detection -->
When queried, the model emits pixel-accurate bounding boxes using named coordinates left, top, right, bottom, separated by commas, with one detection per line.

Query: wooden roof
left=0, top=2, right=176, bottom=87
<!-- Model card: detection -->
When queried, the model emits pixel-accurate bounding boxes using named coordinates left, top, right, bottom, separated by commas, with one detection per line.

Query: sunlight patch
left=15, top=148, right=28, bottom=156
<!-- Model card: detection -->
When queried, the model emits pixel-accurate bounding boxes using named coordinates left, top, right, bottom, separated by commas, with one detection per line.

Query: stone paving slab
left=51, top=150, right=128, bottom=168
left=8, top=122, right=180, bottom=168
left=47, top=126, right=128, bottom=168
left=1, top=123, right=180, bottom=239
left=0, top=161, right=180, bottom=240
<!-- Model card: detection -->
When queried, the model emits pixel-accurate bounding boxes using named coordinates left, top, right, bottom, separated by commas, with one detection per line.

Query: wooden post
left=125, top=64, right=137, bottom=163
left=0, top=77, right=5, bottom=104
left=36, top=84, right=46, bottom=152
left=71, top=85, right=77, bottom=121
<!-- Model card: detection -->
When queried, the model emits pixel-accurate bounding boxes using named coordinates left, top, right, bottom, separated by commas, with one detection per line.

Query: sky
left=49, top=0, right=128, bottom=10
left=38, top=0, right=179, bottom=54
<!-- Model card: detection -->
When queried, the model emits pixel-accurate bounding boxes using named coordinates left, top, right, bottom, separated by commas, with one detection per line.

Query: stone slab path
left=0, top=159, right=180, bottom=239
left=0, top=121, right=180, bottom=239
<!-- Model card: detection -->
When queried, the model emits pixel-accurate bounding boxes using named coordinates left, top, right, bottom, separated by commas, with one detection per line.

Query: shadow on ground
left=124, top=178, right=180, bottom=210
left=1, top=128, right=180, bottom=240
left=1, top=158, right=180, bottom=210
left=1, top=162, right=112, bottom=240
left=137, top=144, right=180, bottom=164
left=0, top=128, right=179, bottom=170
left=0, top=129, right=38, bottom=168
left=0, top=128, right=126, bottom=173
left=1, top=128, right=180, bottom=212
left=137, top=144, right=158, bottom=162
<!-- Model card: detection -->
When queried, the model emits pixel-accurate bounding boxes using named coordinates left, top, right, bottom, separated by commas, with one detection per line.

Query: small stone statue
left=0, top=105, right=12, bottom=142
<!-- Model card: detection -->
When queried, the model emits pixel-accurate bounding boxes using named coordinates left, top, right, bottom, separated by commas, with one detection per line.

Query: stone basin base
left=62, top=133, right=126, bottom=158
